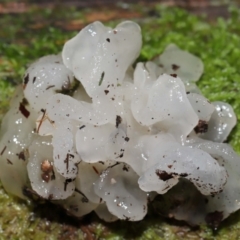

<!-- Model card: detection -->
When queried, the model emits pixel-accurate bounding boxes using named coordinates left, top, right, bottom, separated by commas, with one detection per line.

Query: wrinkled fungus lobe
left=0, top=21, right=238, bottom=225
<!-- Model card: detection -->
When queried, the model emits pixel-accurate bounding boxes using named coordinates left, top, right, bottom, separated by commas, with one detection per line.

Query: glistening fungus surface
left=0, top=3, right=240, bottom=240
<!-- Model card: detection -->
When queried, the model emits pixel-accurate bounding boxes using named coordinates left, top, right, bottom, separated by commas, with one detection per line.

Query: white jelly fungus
left=0, top=20, right=239, bottom=227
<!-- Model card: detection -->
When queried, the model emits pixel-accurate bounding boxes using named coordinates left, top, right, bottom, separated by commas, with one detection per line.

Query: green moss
left=1, top=4, right=240, bottom=239
left=0, top=80, right=15, bottom=122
